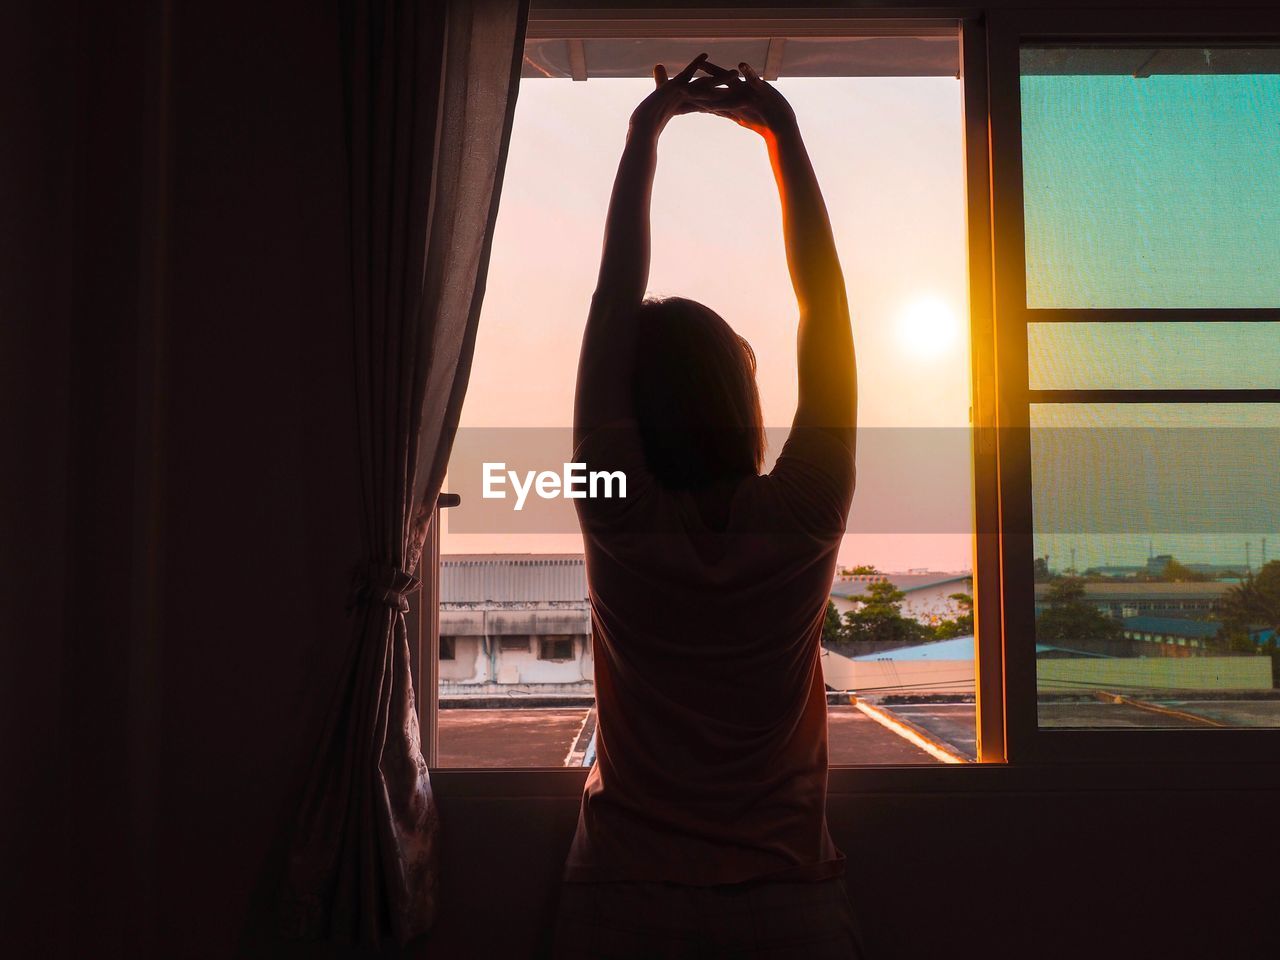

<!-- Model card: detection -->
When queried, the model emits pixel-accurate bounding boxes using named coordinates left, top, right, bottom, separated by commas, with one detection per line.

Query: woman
left=554, top=54, right=862, bottom=959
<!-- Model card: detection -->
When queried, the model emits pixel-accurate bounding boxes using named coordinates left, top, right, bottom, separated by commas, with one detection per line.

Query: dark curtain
left=281, top=0, right=528, bottom=945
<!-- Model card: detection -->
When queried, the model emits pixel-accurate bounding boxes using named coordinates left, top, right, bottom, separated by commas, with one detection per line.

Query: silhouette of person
left=553, top=55, right=864, bottom=959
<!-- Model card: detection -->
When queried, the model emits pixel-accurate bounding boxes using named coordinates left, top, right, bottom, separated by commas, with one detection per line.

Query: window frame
left=538, top=636, right=578, bottom=661
left=499, top=635, right=533, bottom=653
left=987, top=5, right=1280, bottom=763
left=411, top=3, right=1280, bottom=792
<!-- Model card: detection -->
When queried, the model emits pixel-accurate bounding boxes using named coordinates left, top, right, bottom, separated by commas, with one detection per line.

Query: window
left=539, top=636, right=576, bottom=662
left=440, top=636, right=456, bottom=661
left=499, top=636, right=532, bottom=653
left=430, top=17, right=978, bottom=769
left=416, top=7, right=1280, bottom=777
left=988, top=10, right=1280, bottom=760
left=1030, top=404, right=1280, bottom=728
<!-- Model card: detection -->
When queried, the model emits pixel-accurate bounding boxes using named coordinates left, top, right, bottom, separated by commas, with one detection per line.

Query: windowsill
left=429, top=760, right=1280, bottom=798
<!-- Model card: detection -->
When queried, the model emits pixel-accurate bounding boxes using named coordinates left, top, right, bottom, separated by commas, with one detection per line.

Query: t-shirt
left=562, top=420, right=856, bottom=885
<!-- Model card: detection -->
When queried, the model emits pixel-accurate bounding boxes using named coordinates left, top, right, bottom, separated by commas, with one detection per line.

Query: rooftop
left=1123, top=616, right=1223, bottom=638
left=441, top=553, right=587, bottom=605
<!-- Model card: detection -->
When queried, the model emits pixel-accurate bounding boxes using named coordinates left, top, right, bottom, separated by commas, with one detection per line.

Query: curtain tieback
left=348, top=561, right=420, bottom=614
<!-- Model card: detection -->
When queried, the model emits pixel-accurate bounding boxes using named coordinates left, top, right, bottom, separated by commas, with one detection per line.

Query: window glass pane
left=1020, top=46, right=1280, bottom=308
left=1030, top=403, right=1280, bottom=728
left=1028, top=322, right=1280, bottom=390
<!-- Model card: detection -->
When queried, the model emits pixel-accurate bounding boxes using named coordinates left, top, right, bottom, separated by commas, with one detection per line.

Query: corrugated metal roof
left=440, top=554, right=588, bottom=605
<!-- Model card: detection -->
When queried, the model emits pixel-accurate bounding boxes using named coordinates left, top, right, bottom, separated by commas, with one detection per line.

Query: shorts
left=550, top=874, right=867, bottom=959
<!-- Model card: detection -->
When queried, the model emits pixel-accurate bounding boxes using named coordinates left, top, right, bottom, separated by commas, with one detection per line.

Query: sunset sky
left=443, top=75, right=974, bottom=571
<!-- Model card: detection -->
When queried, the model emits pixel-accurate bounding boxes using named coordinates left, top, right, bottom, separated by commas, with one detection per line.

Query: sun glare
left=897, top=296, right=960, bottom=360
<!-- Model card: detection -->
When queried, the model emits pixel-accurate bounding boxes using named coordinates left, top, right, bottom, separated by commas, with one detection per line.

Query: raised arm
left=573, top=55, right=711, bottom=445
left=702, top=62, right=856, bottom=442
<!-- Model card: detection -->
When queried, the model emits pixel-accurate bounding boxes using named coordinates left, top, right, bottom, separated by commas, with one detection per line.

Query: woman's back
left=564, top=422, right=854, bottom=885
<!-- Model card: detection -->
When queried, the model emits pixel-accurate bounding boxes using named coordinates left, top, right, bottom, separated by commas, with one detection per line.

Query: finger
left=699, top=59, right=741, bottom=83
left=673, top=52, right=709, bottom=82
left=687, top=72, right=742, bottom=97
left=686, top=75, right=727, bottom=94
left=654, top=63, right=668, bottom=88
left=739, top=61, right=765, bottom=88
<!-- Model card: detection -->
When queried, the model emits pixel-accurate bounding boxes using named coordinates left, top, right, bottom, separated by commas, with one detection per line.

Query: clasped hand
left=629, top=53, right=795, bottom=141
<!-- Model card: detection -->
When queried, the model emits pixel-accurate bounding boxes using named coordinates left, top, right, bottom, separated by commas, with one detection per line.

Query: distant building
left=1145, top=555, right=1249, bottom=579
left=1034, top=581, right=1234, bottom=620
left=439, top=554, right=592, bottom=700
left=1121, top=616, right=1219, bottom=652
left=1118, top=616, right=1275, bottom=654
left=1088, top=555, right=1249, bottom=580
left=831, top=571, right=972, bottom=625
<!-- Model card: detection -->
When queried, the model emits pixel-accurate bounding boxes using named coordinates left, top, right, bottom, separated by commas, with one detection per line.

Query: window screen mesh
left=1021, top=46, right=1280, bottom=308
left=1028, top=321, right=1280, bottom=390
left=1030, top=403, right=1280, bottom=728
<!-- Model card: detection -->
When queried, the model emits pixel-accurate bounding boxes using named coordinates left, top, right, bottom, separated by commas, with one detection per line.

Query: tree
left=1033, top=557, right=1051, bottom=583
left=932, top=592, right=974, bottom=639
left=1217, top=561, right=1280, bottom=655
left=821, top=599, right=844, bottom=646
left=1035, top=576, right=1123, bottom=645
left=845, top=564, right=880, bottom=576
left=842, top=579, right=929, bottom=644
left=1156, top=557, right=1210, bottom=583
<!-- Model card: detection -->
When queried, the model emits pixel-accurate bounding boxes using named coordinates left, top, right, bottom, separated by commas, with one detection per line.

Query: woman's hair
left=632, top=296, right=766, bottom=490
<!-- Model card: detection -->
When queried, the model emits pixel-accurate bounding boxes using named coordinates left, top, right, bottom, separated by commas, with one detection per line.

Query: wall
left=2, top=3, right=75, bottom=954
left=440, top=635, right=486, bottom=682
left=418, top=774, right=1280, bottom=960
left=440, top=608, right=593, bottom=687
left=831, top=578, right=974, bottom=625
left=899, top=580, right=973, bottom=622
left=155, top=2, right=361, bottom=957
left=5, top=1, right=361, bottom=956
left=823, top=649, right=975, bottom=696
left=824, top=651, right=1274, bottom=697
left=1037, top=655, right=1273, bottom=691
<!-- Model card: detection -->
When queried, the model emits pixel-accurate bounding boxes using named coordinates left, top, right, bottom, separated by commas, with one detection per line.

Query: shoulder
left=572, top=418, right=657, bottom=529
left=772, top=426, right=855, bottom=486
left=760, top=426, right=855, bottom=538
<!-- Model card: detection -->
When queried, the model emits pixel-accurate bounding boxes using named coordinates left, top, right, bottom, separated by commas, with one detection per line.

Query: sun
left=897, top=296, right=960, bottom=360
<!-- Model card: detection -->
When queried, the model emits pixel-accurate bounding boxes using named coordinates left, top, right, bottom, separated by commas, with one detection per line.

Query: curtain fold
left=282, top=0, right=528, bottom=945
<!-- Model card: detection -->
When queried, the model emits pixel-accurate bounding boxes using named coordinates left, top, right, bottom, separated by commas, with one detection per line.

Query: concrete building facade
left=439, top=554, right=593, bottom=700
left=831, top=571, right=973, bottom=625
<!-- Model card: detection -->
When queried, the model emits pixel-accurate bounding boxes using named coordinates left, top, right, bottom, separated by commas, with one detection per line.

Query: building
left=1122, top=616, right=1277, bottom=650
left=1034, top=581, right=1234, bottom=619
left=439, top=554, right=593, bottom=700
left=821, top=634, right=976, bottom=697
left=831, top=571, right=973, bottom=625
left=1087, top=554, right=1251, bottom=579
left=1120, top=616, right=1220, bottom=652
